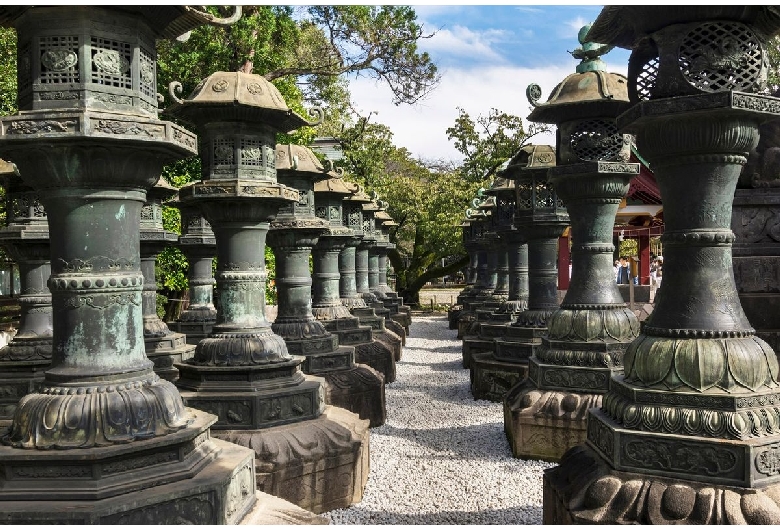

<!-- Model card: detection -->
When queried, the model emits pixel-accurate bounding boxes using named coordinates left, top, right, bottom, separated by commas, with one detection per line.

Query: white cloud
left=422, top=25, right=511, bottom=64
left=348, top=59, right=629, bottom=165
left=348, top=64, right=571, bottom=163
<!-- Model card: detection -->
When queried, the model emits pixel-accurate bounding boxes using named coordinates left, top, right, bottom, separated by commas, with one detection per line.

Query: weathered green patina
left=0, top=6, right=259, bottom=524
left=545, top=7, right=780, bottom=524
left=503, top=27, right=640, bottom=462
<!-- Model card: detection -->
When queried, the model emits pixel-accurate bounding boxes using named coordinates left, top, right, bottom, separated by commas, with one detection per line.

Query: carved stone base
left=469, top=352, right=528, bottom=402
left=215, top=405, right=370, bottom=514
left=0, top=358, right=48, bottom=420
left=0, top=410, right=256, bottom=524
left=0, top=437, right=257, bottom=524
left=168, top=319, right=215, bottom=346
left=146, top=331, right=196, bottom=382
left=503, top=379, right=601, bottom=461
left=461, top=336, right=494, bottom=369
left=354, top=338, right=396, bottom=384
left=321, top=363, right=386, bottom=428
left=238, top=491, right=328, bottom=525
left=494, top=326, right=546, bottom=364
left=384, top=317, right=406, bottom=349
left=373, top=328, right=402, bottom=363
left=544, top=444, right=780, bottom=524
left=176, top=365, right=324, bottom=430
left=319, top=318, right=396, bottom=384
left=448, top=306, right=462, bottom=330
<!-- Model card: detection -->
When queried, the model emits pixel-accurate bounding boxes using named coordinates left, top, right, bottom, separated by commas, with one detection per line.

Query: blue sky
left=347, top=4, right=632, bottom=162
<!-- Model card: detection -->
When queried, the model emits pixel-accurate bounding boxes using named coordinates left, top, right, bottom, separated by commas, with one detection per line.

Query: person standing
left=616, top=256, right=630, bottom=284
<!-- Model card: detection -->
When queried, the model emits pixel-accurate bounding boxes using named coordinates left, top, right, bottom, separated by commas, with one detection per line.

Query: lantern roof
left=526, top=24, right=630, bottom=125
left=148, top=177, right=178, bottom=202
left=276, top=144, right=330, bottom=181
left=0, top=6, right=243, bottom=40
left=166, top=71, right=320, bottom=133
left=586, top=6, right=780, bottom=49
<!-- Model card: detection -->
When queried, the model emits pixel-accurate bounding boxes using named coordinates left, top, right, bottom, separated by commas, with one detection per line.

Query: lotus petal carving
left=625, top=334, right=778, bottom=393
left=548, top=307, right=639, bottom=342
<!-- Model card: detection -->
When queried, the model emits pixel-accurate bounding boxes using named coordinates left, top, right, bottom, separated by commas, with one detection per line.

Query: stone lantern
left=372, top=207, right=412, bottom=334
left=490, top=145, right=569, bottom=395
left=168, top=71, right=369, bottom=514
left=470, top=145, right=567, bottom=402
left=503, top=26, right=640, bottom=462
left=0, top=163, right=52, bottom=421
left=0, top=6, right=265, bottom=524
left=312, top=173, right=397, bottom=387
left=456, top=198, right=492, bottom=340
left=269, top=143, right=385, bottom=428
left=341, top=183, right=402, bottom=367
left=448, top=210, right=480, bottom=330
left=139, top=179, right=195, bottom=381
left=360, top=197, right=407, bottom=346
left=462, top=172, right=529, bottom=371
left=167, top=201, right=217, bottom=345
left=545, top=8, right=780, bottom=524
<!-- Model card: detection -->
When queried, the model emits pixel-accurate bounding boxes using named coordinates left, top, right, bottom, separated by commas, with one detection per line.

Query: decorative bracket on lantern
left=169, top=81, right=184, bottom=105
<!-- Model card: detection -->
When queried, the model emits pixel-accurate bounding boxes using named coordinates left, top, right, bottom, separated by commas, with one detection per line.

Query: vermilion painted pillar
left=639, top=233, right=650, bottom=285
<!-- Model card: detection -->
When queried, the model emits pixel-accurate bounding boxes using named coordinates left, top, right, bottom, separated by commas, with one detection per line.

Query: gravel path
left=325, top=314, right=552, bottom=525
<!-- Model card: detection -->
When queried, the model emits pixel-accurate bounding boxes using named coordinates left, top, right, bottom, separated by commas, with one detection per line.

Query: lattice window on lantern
left=348, top=207, right=362, bottom=230
left=316, top=206, right=327, bottom=220
left=239, top=138, right=264, bottom=167
left=213, top=137, right=235, bottom=166
left=263, top=145, right=275, bottom=169
left=363, top=218, right=372, bottom=234
left=39, top=36, right=80, bottom=84
left=679, top=21, right=763, bottom=93
left=90, top=37, right=131, bottom=88
left=516, top=183, right=533, bottom=210
left=139, top=46, right=156, bottom=99
left=498, top=198, right=514, bottom=225
left=570, top=120, right=623, bottom=161
left=18, top=41, right=31, bottom=91
left=534, top=182, right=555, bottom=208
left=636, top=56, right=659, bottom=101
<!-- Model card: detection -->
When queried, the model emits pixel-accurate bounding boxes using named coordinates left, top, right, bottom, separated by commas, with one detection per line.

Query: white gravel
left=325, top=314, right=553, bottom=525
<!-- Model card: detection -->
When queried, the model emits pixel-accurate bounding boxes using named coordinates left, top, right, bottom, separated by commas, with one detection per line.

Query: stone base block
left=503, top=380, right=601, bottom=462
left=322, top=363, right=386, bottom=427
left=215, top=405, right=370, bottom=514
left=544, top=443, right=780, bottom=524
left=469, top=352, right=527, bottom=402
left=457, top=313, right=476, bottom=339
left=479, top=321, right=511, bottom=337
left=461, top=336, right=494, bottom=369
left=448, top=307, right=462, bottom=329
left=0, top=423, right=256, bottom=524
left=384, top=317, right=406, bottom=349
left=239, top=491, right=329, bottom=525
left=147, top=332, right=196, bottom=382
left=168, top=319, right=215, bottom=346
left=0, top=359, right=48, bottom=420
left=494, top=333, right=543, bottom=364
left=373, top=328, right=402, bottom=363
left=354, top=339, right=396, bottom=384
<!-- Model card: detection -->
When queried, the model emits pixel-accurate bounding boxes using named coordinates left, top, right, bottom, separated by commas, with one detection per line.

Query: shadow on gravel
left=330, top=505, right=543, bottom=525
left=375, top=423, right=513, bottom=460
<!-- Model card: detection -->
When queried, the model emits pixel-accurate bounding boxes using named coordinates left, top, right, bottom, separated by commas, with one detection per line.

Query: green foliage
left=293, top=6, right=439, bottom=105
left=619, top=238, right=638, bottom=259
left=0, top=28, right=17, bottom=117
left=264, top=245, right=277, bottom=305
left=446, top=107, right=550, bottom=183
left=768, top=36, right=780, bottom=92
